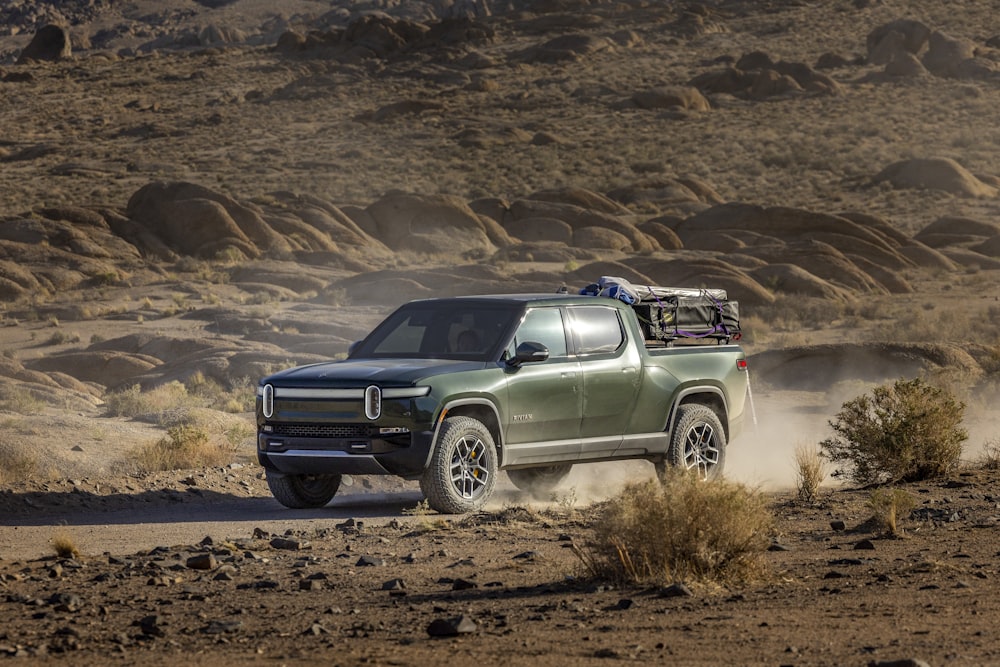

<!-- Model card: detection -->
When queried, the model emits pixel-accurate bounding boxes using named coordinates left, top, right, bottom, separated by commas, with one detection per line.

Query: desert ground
left=1, top=0, right=1000, bottom=664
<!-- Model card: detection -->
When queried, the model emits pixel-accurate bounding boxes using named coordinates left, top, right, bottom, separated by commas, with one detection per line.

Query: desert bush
left=868, top=488, right=916, bottom=537
left=820, top=377, right=966, bottom=486
left=793, top=444, right=826, bottom=502
left=576, top=473, right=773, bottom=585
left=0, top=441, right=39, bottom=483
left=130, top=424, right=233, bottom=471
left=104, top=382, right=194, bottom=419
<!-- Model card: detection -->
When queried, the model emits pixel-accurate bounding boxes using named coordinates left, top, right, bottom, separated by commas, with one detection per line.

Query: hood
left=262, top=358, right=488, bottom=387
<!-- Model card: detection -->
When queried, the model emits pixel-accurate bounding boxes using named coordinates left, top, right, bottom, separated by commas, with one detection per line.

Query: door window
left=569, top=307, right=624, bottom=356
left=509, top=307, right=568, bottom=359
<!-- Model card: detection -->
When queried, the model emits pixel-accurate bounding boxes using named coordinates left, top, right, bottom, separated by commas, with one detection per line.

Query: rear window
left=569, top=306, right=624, bottom=355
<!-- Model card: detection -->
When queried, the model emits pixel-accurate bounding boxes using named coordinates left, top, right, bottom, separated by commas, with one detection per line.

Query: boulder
left=28, top=351, right=160, bottom=388
left=749, top=264, right=854, bottom=302
left=573, top=226, right=633, bottom=251
left=364, top=192, right=512, bottom=255
left=922, top=31, right=977, bottom=78
left=504, top=217, right=573, bottom=244
left=508, top=199, right=654, bottom=253
left=632, top=86, right=710, bottom=111
left=16, top=24, right=71, bottom=64
left=866, top=19, right=931, bottom=62
left=884, top=51, right=928, bottom=77
left=873, top=158, right=997, bottom=197
left=126, top=182, right=296, bottom=259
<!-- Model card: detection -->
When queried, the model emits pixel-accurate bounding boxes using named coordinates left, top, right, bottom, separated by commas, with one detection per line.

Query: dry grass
left=0, top=440, right=39, bottom=484
left=868, top=488, right=916, bottom=537
left=129, top=424, right=235, bottom=472
left=979, top=438, right=1000, bottom=470
left=793, top=444, right=826, bottom=502
left=576, top=472, right=773, bottom=585
left=51, top=529, right=81, bottom=559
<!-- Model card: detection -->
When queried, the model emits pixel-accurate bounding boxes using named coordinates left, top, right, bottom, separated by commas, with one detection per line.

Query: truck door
left=502, top=306, right=582, bottom=466
left=566, top=305, right=641, bottom=458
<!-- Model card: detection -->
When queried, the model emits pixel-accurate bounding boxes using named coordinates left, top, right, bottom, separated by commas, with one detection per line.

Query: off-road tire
left=507, top=465, right=573, bottom=498
left=420, top=416, right=498, bottom=514
left=267, top=472, right=342, bottom=509
left=662, top=403, right=726, bottom=481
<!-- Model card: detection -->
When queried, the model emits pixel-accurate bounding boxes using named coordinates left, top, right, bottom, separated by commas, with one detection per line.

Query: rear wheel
left=267, top=473, right=342, bottom=509
left=507, top=465, right=573, bottom=498
left=662, top=403, right=726, bottom=481
left=420, top=416, right=498, bottom=514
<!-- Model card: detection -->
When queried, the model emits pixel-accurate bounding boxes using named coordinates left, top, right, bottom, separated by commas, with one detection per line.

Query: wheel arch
left=426, top=399, right=505, bottom=469
left=666, top=386, right=730, bottom=441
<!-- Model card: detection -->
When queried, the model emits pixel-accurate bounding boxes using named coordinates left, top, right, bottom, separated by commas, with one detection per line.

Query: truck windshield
left=351, top=302, right=521, bottom=360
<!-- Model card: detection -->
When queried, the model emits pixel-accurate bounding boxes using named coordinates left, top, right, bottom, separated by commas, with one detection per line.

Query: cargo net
left=579, top=276, right=740, bottom=344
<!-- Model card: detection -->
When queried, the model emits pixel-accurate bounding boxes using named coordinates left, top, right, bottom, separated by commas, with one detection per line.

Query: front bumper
left=256, top=430, right=434, bottom=479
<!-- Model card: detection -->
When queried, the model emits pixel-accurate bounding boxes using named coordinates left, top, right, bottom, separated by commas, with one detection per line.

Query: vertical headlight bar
left=262, top=384, right=274, bottom=418
left=365, top=385, right=382, bottom=420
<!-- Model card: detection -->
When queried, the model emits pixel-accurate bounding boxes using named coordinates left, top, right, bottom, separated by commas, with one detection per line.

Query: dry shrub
left=130, top=424, right=233, bottom=472
left=979, top=438, right=1000, bottom=470
left=0, top=440, right=38, bottom=483
left=104, top=382, right=193, bottom=419
left=577, top=473, right=773, bottom=585
left=793, top=444, right=826, bottom=502
left=868, top=488, right=916, bottom=537
left=51, top=530, right=81, bottom=559
left=821, top=377, right=966, bottom=486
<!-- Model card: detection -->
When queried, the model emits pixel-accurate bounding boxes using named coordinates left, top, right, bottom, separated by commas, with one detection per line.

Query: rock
left=452, top=578, right=477, bottom=591
left=427, top=615, right=478, bottom=636
left=202, top=619, right=243, bottom=634
left=854, top=540, right=877, bottom=550
left=186, top=554, right=217, bottom=570
left=270, top=537, right=309, bottom=551
left=381, top=578, right=406, bottom=591
left=866, top=19, right=931, bottom=63
left=868, top=660, right=931, bottom=667
left=873, top=158, right=998, bottom=198
left=16, top=24, right=71, bottom=64
left=885, top=52, right=929, bottom=77
left=47, top=593, right=82, bottom=612
left=658, top=583, right=693, bottom=598
left=356, top=555, right=385, bottom=567
left=137, top=615, right=166, bottom=637
left=831, top=520, right=847, bottom=531
left=632, top=86, right=710, bottom=111
left=922, top=31, right=977, bottom=78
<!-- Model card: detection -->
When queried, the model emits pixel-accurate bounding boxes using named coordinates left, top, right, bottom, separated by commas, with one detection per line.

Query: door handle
left=622, top=367, right=637, bottom=374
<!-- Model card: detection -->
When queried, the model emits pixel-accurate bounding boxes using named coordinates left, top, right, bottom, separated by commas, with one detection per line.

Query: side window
left=510, top=308, right=568, bottom=358
left=570, top=307, right=624, bottom=355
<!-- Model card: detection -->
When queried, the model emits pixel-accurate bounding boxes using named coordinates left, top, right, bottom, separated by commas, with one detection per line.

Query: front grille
left=271, top=423, right=371, bottom=439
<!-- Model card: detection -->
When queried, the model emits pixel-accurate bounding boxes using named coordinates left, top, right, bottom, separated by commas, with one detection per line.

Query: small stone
left=658, top=583, right=693, bottom=598
left=186, top=554, right=217, bottom=570
left=381, top=578, right=406, bottom=591
left=356, top=555, right=385, bottom=567
left=830, top=520, right=846, bottom=531
left=868, top=659, right=931, bottom=667
left=47, top=593, right=81, bottom=613
left=427, top=615, right=477, bottom=637
left=452, top=578, right=477, bottom=591
left=137, top=615, right=166, bottom=637
left=271, top=537, right=308, bottom=551
left=303, top=623, right=327, bottom=636
left=202, top=619, right=243, bottom=634
left=854, top=539, right=876, bottom=551
left=768, top=542, right=791, bottom=551
left=300, top=579, right=323, bottom=591
left=823, top=570, right=847, bottom=579
left=613, top=598, right=635, bottom=610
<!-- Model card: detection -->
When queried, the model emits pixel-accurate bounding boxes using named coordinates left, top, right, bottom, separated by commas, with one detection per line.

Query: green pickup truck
left=256, top=292, right=749, bottom=513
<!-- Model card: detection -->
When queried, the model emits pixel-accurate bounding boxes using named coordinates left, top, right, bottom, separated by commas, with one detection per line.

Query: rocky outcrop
left=873, top=158, right=998, bottom=198
left=16, top=24, right=71, bottom=64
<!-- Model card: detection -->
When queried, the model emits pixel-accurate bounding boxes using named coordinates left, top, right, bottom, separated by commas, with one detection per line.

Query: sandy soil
left=2, top=0, right=1000, bottom=665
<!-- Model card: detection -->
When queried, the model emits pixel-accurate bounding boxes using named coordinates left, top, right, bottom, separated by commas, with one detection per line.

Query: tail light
left=736, top=359, right=748, bottom=371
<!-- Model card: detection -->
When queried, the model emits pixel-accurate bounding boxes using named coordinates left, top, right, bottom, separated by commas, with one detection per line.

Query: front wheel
left=507, top=465, right=573, bottom=498
left=662, top=403, right=726, bottom=481
left=267, top=472, right=342, bottom=509
left=420, top=416, right=498, bottom=514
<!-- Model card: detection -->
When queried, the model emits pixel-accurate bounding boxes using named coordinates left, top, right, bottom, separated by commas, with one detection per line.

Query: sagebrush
left=130, top=424, right=233, bottom=471
left=576, top=472, right=773, bottom=585
left=820, top=377, right=966, bottom=485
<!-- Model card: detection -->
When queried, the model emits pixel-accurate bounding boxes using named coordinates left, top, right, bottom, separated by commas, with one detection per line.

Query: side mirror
left=507, top=341, right=549, bottom=367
